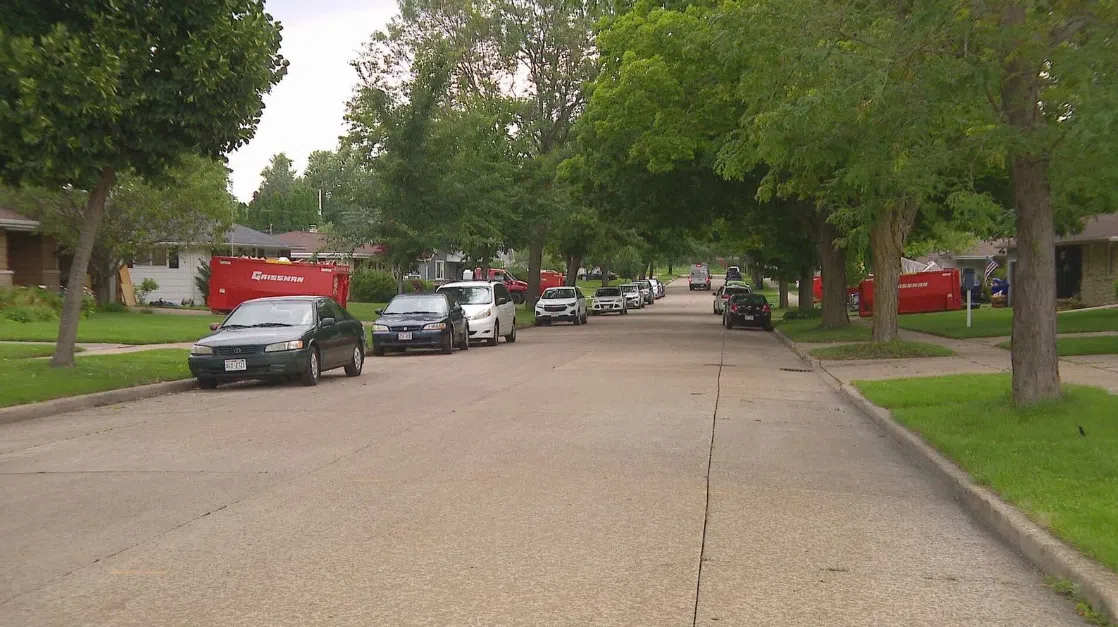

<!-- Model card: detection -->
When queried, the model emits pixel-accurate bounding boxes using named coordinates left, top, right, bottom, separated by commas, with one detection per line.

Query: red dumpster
left=858, top=269, right=961, bottom=317
left=207, top=256, right=351, bottom=313
left=812, top=275, right=858, bottom=302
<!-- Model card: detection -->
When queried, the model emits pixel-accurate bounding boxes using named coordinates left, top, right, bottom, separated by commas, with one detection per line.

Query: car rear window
left=724, top=286, right=751, bottom=296
left=731, top=294, right=767, bottom=305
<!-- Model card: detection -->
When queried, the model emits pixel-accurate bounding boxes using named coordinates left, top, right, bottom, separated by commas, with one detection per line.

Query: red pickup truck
left=472, top=268, right=566, bottom=302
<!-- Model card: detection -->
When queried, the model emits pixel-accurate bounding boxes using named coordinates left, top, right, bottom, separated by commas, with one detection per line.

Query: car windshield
left=595, top=287, right=622, bottom=297
left=497, top=269, right=518, bottom=282
left=621, top=285, right=638, bottom=293
left=732, top=294, right=768, bottom=305
left=439, top=285, right=492, bottom=305
left=542, top=287, right=576, bottom=300
left=382, top=295, right=448, bottom=315
left=222, top=301, right=314, bottom=328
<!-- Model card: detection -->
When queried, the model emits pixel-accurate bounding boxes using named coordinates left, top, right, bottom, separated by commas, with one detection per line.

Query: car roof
left=439, top=281, right=494, bottom=288
left=242, top=295, right=321, bottom=303
left=391, top=292, right=446, bottom=299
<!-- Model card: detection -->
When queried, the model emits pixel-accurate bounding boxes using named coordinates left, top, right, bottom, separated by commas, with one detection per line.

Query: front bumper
left=188, top=349, right=310, bottom=379
left=535, top=307, right=578, bottom=321
left=467, top=315, right=497, bottom=339
left=592, top=301, right=624, bottom=313
left=372, top=329, right=446, bottom=349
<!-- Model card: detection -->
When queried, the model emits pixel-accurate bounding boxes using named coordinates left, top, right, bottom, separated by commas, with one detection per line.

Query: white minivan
left=436, top=281, right=517, bottom=346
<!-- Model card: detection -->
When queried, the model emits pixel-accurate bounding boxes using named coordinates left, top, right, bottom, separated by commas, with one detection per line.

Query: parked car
left=189, top=296, right=364, bottom=388
left=620, top=283, right=644, bottom=309
left=714, top=283, right=752, bottom=314
left=371, top=292, right=471, bottom=355
left=591, top=286, right=627, bottom=315
left=587, top=267, right=619, bottom=281
left=473, top=268, right=528, bottom=303
left=725, top=265, right=743, bottom=282
left=648, top=277, right=664, bottom=299
left=534, top=286, right=589, bottom=325
left=723, top=293, right=773, bottom=331
left=436, top=281, right=518, bottom=346
left=689, top=264, right=711, bottom=291
left=634, top=280, right=655, bottom=305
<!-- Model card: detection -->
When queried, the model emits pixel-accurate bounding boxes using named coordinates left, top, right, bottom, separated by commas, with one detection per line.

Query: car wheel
left=489, top=323, right=500, bottom=346
left=511, top=292, right=524, bottom=304
left=197, top=377, right=218, bottom=390
left=573, top=313, right=581, bottom=326
left=582, top=312, right=588, bottom=324
left=301, top=348, right=321, bottom=386
left=507, top=322, right=517, bottom=343
left=724, top=318, right=733, bottom=330
left=534, top=319, right=543, bottom=327
left=441, top=332, right=454, bottom=354
left=765, top=324, right=774, bottom=332
left=459, top=326, right=470, bottom=350
left=372, top=345, right=385, bottom=357
left=344, top=342, right=364, bottom=376
left=621, top=308, right=627, bottom=316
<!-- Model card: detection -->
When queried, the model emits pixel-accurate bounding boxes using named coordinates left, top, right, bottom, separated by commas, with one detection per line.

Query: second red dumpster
left=207, top=256, right=351, bottom=313
left=857, top=269, right=962, bottom=317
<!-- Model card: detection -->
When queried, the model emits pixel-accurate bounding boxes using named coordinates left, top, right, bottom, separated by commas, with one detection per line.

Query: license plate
left=743, top=315, right=754, bottom=321
left=398, top=331, right=413, bottom=341
left=224, top=359, right=247, bottom=372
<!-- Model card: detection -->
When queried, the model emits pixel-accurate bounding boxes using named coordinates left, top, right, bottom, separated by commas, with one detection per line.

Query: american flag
left=984, top=256, right=999, bottom=280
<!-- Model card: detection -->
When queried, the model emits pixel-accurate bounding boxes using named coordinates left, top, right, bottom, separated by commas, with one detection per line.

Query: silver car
left=620, top=283, right=644, bottom=309
left=634, top=280, right=654, bottom=305
left=648, top=277, right=664, bottom=299
left=591, top=286, right=628, bottom=315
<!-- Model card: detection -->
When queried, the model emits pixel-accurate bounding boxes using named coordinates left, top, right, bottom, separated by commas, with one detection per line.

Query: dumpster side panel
left=858, top=269, right=962, bottom=317
left=208, top=257, right=350, bottom=312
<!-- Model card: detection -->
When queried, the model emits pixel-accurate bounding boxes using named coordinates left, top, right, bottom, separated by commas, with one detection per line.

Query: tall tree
left=244, top=153, right=320, bottom=233
left=0, top=0, right=286, bottom=366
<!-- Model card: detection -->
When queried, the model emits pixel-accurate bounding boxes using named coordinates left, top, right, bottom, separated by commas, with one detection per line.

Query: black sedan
left=723, top=293, right=774, bottom=331
left=189, top=296, right=365, bottom=388
left=371, top=293, right=469, bottom=356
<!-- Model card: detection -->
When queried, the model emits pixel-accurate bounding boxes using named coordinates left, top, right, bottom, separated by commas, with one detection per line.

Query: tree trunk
left=52, top=167, right=116, bottom=367
left=751, top=266, right=764, bottom=291
left=527, top=232, right=545, bottom=306
left=90, top=255, right=115, bottom=306
left=778, top=278, right=789, bottom=309
left=565, top=255, right=581, bottom=287
left=798, top=265, right=814, bottom=312
left=869, top=201, right=919, bottom=343
left=667, top=262, right=673, bottom=276
left=998, top=3, right=1060, bottom=405
left=601, top=263, right=610, bottom=287
left=817, top=217, right=849, bottom=329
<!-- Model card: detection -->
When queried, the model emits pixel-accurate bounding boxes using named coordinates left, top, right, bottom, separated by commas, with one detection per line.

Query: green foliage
left=134, top=278, right=159, bottom=304
left=195, top=260, right=212, bottom=306
left=351, top=269, right=399, bottom=303
left=809, top=341, right=955, bottom=361
left=781, top=307, right=822, bottom=321
left=0, top=349, right=192, bottom=408
left=243, top=153, right=323, bottom=232
left=97, top=302, right=128, bottom=314
left=0, top=286, right=92, bottom=322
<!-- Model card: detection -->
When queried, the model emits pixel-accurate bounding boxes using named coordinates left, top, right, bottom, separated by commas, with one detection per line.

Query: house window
left=168, top=248, right=180, bottom=269
left=151, top=247, right=168, bottom=266
left=435, top=260, right=446, bottom=280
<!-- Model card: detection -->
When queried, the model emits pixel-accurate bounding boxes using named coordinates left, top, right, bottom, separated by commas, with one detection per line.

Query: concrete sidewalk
left=1, top=340, right=193, bottom=356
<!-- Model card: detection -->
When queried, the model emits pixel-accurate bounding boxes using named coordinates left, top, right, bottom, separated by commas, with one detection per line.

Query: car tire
left=488, top=323, right=500, bottom=346
left=197, top=377, right=218, bottom=390
left=534, top=319, right=542, bottom=327
left=724, top=318, right=733, bottom=330
left=507, top=322, right=517, bottom=343
left=621, top=308, right=627, bottom=316
left=344, top=342, right=364, bottom=376
left=511, top=292, right=524, bottom=305
left=441, top=332, right=454, bottom=354
left=765, top=324, right=774, bottom=332
left=573, top=314, right=581, bottom=326
left=372, top=345, right=385, bottom=357
left=459, top=326, right=470, bottom=350
left=301, top=348, right=321, bottom=386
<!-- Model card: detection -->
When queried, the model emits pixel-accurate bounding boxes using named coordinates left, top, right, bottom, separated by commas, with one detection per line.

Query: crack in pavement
left=691, top=324, right=726, bottom=627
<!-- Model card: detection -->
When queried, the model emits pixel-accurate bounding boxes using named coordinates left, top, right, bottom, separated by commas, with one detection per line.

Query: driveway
left=0, top=281, right=1085, bottom=626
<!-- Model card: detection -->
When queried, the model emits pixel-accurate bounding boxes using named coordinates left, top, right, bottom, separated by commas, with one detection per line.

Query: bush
left=195, top=260, right=211, bottom=305
left=404, top=279, right=435, bottom=294
left=783, top=306, right=823, bottom=321
left=351, top=269, right=399, bottom=302
left=98, top=302, right=129, bottom=313
left=3, top=304, right=57, bottom=323
left=1, top=285, right=94, bottom=322
left=134, top=278, right=159, bottom=304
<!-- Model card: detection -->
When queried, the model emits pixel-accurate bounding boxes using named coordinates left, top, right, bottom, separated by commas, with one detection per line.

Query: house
left=274, top=230, right=386, bottom=270
left=416, top=251, right=466, bottom=284
left=919, top=239, right=1015, bottom=293
left=1049, top=213, right=1118, bottom=306
left=127, top=224, right=300, bottom=305
left=0, top=208, right=61, bottom=289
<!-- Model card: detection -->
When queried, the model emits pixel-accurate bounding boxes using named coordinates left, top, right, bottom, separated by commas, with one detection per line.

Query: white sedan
left=534, top=287, right=589, bottom=325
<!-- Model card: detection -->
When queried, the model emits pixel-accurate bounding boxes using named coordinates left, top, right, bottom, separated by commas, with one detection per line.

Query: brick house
left=0, top=208, right=61, bottom=289
left=1051, top=213, right=1118, bottom=306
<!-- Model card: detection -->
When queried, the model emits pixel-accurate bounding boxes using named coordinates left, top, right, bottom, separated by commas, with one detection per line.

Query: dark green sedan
left=188, top=296, right=365, bottom=388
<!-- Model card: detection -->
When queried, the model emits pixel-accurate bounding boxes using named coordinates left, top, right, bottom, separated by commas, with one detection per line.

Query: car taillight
left=730, top=304, right=738, bottom=313
left=763, top=304, right=771, bottom=313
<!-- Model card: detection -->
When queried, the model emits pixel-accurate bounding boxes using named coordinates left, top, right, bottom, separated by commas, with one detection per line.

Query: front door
left=1055, top=245, right=1082, bottom=300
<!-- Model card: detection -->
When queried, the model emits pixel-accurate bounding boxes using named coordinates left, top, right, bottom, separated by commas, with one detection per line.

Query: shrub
left=351, top=269, right=398, bottom=302
left=195, top=260, right=211, bottom=305
left=3, top=304, right=57, bottom=323
left=98, top=302, right=129, bottom=313
left=404, top=279, right=435, bottom=294
left=783, top=306, right=823, bottom=321
left=134, top=278, right=159, bottom=304
left=0, top=285, right=94, bottom=322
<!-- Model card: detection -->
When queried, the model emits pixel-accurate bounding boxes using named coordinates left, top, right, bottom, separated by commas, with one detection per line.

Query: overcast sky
left=225, top=0, right=398, bottom=202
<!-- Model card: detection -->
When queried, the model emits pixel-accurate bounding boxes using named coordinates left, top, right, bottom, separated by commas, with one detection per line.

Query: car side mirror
left=320, top=317, right=335, bottom=327
left=375, top=308, right=384, bottom=315
left=497, top=297, right=509, bottom=305
left=210, top=322, right=221, bottom=331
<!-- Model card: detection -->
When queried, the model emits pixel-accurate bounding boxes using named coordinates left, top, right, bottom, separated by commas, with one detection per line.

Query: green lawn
left=0, top=344, right=84, bottom=359
left=810, top=340, right=954, bottom=360
left=0, top=349, right=192, bottom=408
left=776, top=318, right=873, bottom=343
left=997, top=335, right=1118, bottom=356
left=856, top=374, right=1118, bottom=573
left=345, top=301, right=388, bottom=321
left=899, top=307, right=1118, bottom=339
left=0, top=312, right=223, bottom=345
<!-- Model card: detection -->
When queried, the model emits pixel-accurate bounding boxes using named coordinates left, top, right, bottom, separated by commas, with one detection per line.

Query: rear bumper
left=372, top=330, right=446, bottom=349
left=728, top=313, right=772, bottom=327
left=188, top=349, right=310, bottom=379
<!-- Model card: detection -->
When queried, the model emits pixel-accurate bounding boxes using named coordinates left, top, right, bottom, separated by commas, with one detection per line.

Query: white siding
left=129, top=248, right=208, bottom=305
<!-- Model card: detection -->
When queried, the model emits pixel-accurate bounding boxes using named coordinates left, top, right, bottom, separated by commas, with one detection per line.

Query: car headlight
left=265, top=340, right=304, bottom=352
left=372, top=324, right=389, bottom=332
left=190, top=344, right=213, bottom=356
left=469, top=309, right=492, bottom=321
left=423, top=322, right=446, bottom=330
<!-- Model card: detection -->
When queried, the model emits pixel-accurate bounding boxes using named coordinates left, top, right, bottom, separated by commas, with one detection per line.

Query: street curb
left=773, top=328, right=843, bottom=391
left=838, top=382, right=1118, bottom=624
left=0, top=379, right=198, bottom=426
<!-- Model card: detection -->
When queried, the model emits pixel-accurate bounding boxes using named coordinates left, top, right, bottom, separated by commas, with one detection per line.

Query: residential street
left=0, top=280, right=1085, bottom=626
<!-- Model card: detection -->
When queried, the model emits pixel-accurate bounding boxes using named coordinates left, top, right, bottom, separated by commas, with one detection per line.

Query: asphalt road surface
left=0, top=280, right=1086, bottom=626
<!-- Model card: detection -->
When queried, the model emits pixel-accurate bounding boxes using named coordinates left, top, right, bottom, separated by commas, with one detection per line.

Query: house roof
left=222, top=224, right=302, bottom=249
left=1057, top=213, right=1118, bottom=244
left=0, top=207, right=40, bottom=231
left=274, top=231, right=385, bottom=257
